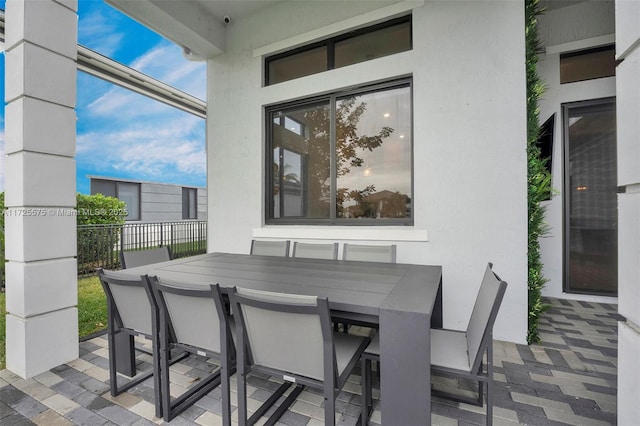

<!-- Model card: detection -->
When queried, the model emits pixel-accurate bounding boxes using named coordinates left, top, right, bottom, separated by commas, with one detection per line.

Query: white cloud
left=76, top=34, right=207, bottom=191
left=129, top=42, right=206, bottom=99
left=84, top=43, right=206, bottom=119
left=78, top=10, right=124, bottom=57
left=76, top=115, right=206, bottom=184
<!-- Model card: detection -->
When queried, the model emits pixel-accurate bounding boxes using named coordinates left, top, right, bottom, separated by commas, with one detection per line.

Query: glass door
left=563, top=98, right=617, bottom=295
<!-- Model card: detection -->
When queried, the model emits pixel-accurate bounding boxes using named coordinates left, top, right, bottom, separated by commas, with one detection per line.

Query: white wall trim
left=624, top=183, right=640, bottom=193
left=545, top=33, right=615, bottom=54
left=252, top=0, right=424, bottom=57
left=253, top=226, right=428, bottom=242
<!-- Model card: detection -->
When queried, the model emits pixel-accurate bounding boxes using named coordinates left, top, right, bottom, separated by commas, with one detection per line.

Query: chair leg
left=324, top=388, right=336, bottom=426
left=161, top=346, right=171, bottom=421
left=361, top=357, right=372, bottom=426
left=486, top=341, right=494, bottom=426
left=107, top=328, right=118, bottom=396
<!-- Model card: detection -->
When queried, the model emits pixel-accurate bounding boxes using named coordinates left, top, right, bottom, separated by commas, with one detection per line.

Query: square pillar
left=616, top=0, right=640, bottom=422
left=4, top=0, right=79, bottom=378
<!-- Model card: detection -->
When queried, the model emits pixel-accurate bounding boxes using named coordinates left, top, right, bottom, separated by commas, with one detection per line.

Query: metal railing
left=77, top=221, right=207, bottom=276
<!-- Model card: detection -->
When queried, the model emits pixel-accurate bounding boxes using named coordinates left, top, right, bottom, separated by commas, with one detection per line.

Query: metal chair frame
left=291, top=242, right=339, bottom=260
left=249, top=239, right=290, bottom=257
left=148, top=278, right=236, bottom=424
left=360, top=263, right=507, bottom=426
left=97, top=269, right=162, bottom=417
left=120, top=246, right=172, bottom=269
left=230, top=287, right=369, bottom=426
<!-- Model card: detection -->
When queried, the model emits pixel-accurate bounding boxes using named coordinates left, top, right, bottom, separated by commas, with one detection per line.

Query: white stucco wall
left=537, top=1, right=617, bottom=301
left=207, top=0, right=527, bottom=343
left=615, top=0, right=640, bottom=423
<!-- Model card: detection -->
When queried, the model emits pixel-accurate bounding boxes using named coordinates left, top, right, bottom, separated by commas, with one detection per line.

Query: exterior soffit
left=106, top=0, right=282, bottom=59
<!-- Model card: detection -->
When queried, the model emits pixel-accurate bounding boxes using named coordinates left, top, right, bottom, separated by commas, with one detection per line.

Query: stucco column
left=4, top=0, right=79, bottom=378
left=616, top=1, right=640, bottom=424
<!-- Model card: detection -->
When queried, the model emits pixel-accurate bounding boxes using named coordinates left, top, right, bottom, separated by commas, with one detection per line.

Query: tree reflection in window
left=268, top=82, right=412, bottom=223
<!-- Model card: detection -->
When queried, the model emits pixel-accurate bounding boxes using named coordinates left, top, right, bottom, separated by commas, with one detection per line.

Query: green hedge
left=526, top=0, right=552, bottom=344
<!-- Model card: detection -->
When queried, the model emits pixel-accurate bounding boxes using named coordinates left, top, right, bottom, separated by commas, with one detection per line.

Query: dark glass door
left=564, top=99, right=617, bottom=295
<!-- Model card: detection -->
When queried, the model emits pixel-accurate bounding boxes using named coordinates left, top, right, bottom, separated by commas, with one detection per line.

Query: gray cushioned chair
left=292, top=242, right=339, bottom=260
left=360, top=263, right=508, bottom=426
left=250, top=239, right=290, bottom=257
left=342, top=243, right=396, bottom=263
left=97, top=269, right=163, bottom=417
left=338, top=244, right=396, bottom=332
left=230, top=286, right=369, bottom=425
left=121, top=246, right=172, bottom=269
left=147, top=277, right=235, bottom=424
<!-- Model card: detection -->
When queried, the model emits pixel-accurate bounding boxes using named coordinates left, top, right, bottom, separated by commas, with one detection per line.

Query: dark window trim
left=90, top=178, right=141, bottom=221
left=561, top=97, right=617, bottom=296
left=265, top=78, right=414, bottom=226
left=560, top=44, right=614, bottom=59
left=182, top=187, right=198, bottom=220
left=116, top=182, right=141, bottom=221
left=265, top=15, right=412, bottom=86
left=559, top=44, right=616, bottom=85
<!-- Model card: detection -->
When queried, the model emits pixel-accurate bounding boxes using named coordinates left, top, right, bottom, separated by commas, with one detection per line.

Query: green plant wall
left=526, top=0, right=552, bottom=344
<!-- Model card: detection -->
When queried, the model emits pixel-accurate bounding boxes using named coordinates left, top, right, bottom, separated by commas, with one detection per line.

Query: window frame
left=182, top=187, right=198, bottom=220
left=559, top=44, right=616, bottom=84
left=264, top=15, right=412, bottom=86
left=90, top=179, right=141, bottom=221
left=265, top=78, right=414, bottom=226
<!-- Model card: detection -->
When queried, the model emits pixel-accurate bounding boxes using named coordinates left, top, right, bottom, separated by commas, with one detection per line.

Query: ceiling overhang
left=105, top=0, right=282, bottom=60
left=106, top=0, right=226, bottom=59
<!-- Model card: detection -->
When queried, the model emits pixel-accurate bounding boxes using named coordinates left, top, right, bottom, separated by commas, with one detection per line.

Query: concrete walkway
left=0, top=298, right=618, bottom=425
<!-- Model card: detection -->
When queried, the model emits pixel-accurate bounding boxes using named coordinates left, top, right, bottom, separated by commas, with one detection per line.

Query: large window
left=90, top=179, right=141, bottom=221
left=265, top=16, right=411, bottom=85
left=266, top=80, right=413, bottom=225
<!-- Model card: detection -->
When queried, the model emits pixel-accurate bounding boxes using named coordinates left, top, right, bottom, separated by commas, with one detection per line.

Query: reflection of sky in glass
left=337, top=87, right=412, bottom=207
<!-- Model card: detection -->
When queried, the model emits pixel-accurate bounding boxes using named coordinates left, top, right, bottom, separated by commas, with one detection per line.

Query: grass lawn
left=0, top=276, right=107, bottom=370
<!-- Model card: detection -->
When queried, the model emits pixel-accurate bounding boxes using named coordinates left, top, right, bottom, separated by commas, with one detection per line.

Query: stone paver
left=0, top=297, right=618, bottom=425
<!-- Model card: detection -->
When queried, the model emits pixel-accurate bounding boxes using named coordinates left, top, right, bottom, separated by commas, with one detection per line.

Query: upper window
left=266, top=80, right=413, bottom=225
left=182, top=187, right=198, bottom=220
left=560, top=45, right=615, bottom=84
left=265, top=16, right=412, bottom=86
left=90, top=179, right=141, bottom=221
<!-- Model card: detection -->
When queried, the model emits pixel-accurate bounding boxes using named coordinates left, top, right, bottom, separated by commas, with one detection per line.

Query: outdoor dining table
left=110, top=252, right=442, bottom=424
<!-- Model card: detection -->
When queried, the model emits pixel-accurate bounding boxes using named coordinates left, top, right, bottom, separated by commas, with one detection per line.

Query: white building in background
left=3, top=0, right=639, bottom=424
left=89, top=176, right=207, bottom=222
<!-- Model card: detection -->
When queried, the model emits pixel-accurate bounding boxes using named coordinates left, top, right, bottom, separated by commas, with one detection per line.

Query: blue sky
left=0, top=0, right=207, bottom=194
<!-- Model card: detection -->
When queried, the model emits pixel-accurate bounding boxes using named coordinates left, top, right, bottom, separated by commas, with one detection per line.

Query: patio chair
left=250, top=239, right=290, bottom=257
left=97, top=269, right=163, bottom=417
left=342, top=243, right=396, bottom=263
left=291, top=242, right=339, bottom=260
left=360, top=263, right=508, bottom=426
left=338, top=244, right=396, bottom=332
left=147, top=277, right=235, bottom=424
left=229, top=286, right=369, bottom=425
left=120, top=246, right=172, bottom=269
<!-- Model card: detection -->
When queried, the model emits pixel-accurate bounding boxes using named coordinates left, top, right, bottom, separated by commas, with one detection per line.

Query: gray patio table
left=110, top=252, right=442, bottom=424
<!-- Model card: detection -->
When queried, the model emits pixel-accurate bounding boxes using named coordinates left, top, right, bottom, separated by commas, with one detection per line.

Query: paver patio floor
left=0, top=298, right=618, bottom=425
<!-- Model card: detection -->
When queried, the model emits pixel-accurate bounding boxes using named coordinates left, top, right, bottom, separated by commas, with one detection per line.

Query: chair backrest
left=250, top=240, right=290, bottom=257
left=148, top=277, right=228, bottom=355
left=230, top=287, right=333, bottom=382
left=121, top=246, right=172, bottom=269
left=466, top=263, right=508, bottom=371
left=292, top=242, right=339, bottom=260
left=98, top=269, right=155, bottom=336
left=342, top=243, right=397, bottom=263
